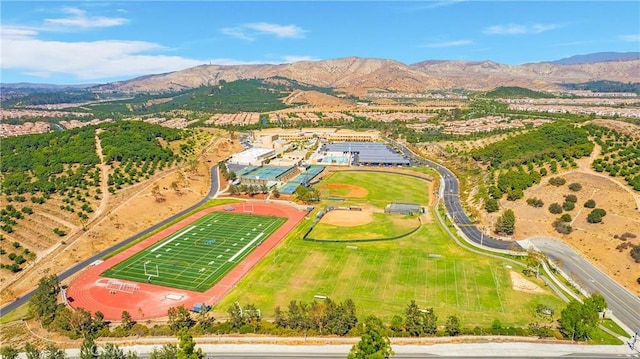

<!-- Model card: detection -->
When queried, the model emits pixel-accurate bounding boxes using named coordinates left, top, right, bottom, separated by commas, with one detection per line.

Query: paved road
left=59, top=343, right=638, bottom=358
left=529, top=237, right=640, bottom=333
left=0, top=166, right=219, bottom=317
left=391, top=140, right=519, bottom=250
left=391, top=140, right=639, bottom=334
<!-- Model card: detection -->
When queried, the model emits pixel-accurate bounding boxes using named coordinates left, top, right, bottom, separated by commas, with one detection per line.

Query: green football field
left=102, top=211, right=286, bottom=292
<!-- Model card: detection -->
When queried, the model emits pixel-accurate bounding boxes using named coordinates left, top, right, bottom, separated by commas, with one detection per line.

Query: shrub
left=564, top=194, right=577, bottom=203
left=583, top=199, right=596, bottom=208
left=549, top=177, right=566, bottom=186
left=553, top=220, right=573, bottom=234
left=562, top=201, right=575, bottom=211
left=560, top=214, right=572, bottom=223
left=587, top=208, right=607, bottom=223
left=568, top=183, right=582, bottom=191
left=548, top=203, right=563, bottom=214
left=526, top=197, right=544, bottom=207
left=484, top=197, right=500, bottom=213
left=630, top=246, right=640, bottom=263
left=506, top=189, right=524, bottom=201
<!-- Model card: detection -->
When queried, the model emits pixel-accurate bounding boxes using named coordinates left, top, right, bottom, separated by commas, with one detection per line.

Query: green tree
left=227, top=302, right=245, bottom=330
left=484, top=197, right=499, bottom=213
left=404, top=300, right=421, bottom=336
left=43, top=343, right=66, bottom=359
left=98, top=343, right=132, bottom=359
left=29, top=275, right=61, bottom=327
left=559, top=299, right=599, bottom=341
left=149, top=345, right=177, bottom=359
left=80, top=335, right=98, bottom=359
left=583, top=199, right=596, bottom=208
left=93, top=311, right=107, bottom=332
left=69, top=307, right=94, bottom=338
left=0, top=346, right=19, bottom=359
left=25, top=342, right=42, bottom=359
left=562, top=201, right=575, bottom=211
left=560, top=213, right=572, bottom=223
left=120, top=311, right=134, bottom=331
left=176, top=328, right=204, bottom=359
left=568, top=183, right=582, bottom=192
left=494, top=209, right=516, bottom=235
left=168, top=306, right=195, bottom=333
left=348, top=316, right=394, bottom=359
left=525, top=249, right=547, bottom=278
left=587, top=208, right=607, bottom=223
left=548, top=203, right=563, bottom=214
left=445, top=315, right=461, bottom=336
left=585, top=293, right=608, bottom=313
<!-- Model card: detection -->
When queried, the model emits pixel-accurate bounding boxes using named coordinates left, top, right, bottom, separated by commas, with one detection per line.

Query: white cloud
left=484, top=23, right=560, bottom=35
left=1, top=28, right=203, bottom=80
left=245, top=22, right=307, bottom=38
left=44, top=7, right=128, bottom=29
left=410, top=0, right=465, bottom=10
left=220, top=27, right=253, bottom=41
left=619, top=34, right=640, bottom=42
left=425, top=40, right=472, bottom=48
left=0, top=26, right=39, bottom=39
left=281, top=55, right=319, bottom=63
left=222, top=22, right=307, bottom=40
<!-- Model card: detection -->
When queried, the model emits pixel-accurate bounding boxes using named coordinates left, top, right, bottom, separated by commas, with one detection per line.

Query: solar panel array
left=323, top=142, right=409, bottom=165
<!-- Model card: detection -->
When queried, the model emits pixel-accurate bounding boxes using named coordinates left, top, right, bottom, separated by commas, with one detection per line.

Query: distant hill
left=484, top=86, right=556, bottom=99
left=5, top=55, right=640, bottom=97
left=550, top=52, right=640, bottom=65
left=92, top=56, right=640, bottom=95
left=0, top=82, right=97, bottom=90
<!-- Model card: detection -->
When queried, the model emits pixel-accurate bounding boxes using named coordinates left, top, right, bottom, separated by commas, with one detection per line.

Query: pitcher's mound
left=322, top=210, right=373, bottom=226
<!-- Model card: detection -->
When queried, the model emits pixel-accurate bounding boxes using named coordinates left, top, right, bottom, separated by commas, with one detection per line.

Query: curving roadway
left=392, top=139, right=639, bottom=335
left=0, top=165, right=219, bottom=317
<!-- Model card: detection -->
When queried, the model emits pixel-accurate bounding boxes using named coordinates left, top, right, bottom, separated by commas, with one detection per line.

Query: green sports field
left=102, top=211, right=286, bottom=292
left=215, top=171, right=564, bottom=326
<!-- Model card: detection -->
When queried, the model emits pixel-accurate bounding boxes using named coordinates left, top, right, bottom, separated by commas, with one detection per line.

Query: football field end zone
left=66, top=201, right=307, bottom=321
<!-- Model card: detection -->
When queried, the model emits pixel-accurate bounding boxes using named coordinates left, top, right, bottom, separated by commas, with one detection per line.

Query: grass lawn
left=214, top=170, right=564, bottom=326
left=309, top=213, right=420, bottom=241
left=600, top=319, right=631, bottom=338
left=320, top=171, right=429, bottom=207
left=102, top=211, right=285, bottom=292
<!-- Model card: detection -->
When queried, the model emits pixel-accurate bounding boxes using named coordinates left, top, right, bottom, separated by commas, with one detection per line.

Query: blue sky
left=1, top=1, right=639, bottom=84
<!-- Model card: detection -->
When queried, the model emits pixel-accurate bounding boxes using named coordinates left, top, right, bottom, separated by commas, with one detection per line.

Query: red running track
left=66, top=202, right=307, bottom=320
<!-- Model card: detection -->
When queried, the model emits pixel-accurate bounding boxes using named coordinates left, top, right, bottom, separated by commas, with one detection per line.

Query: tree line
left=22, top=274, right=610, bottom=345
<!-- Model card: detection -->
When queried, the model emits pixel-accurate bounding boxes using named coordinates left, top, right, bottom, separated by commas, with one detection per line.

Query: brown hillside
left=97, top=56, right=640, bottom=94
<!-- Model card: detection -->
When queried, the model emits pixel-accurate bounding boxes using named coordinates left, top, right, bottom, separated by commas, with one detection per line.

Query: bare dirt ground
left=588, top=119, right=640, bottom=138
left=0, top=129, right=242, bottom=303
left=482, top=167, right=640, bottom=295
left=321, top=208, right=374, bottom=226
left=509, top=271, right=546, bottom=294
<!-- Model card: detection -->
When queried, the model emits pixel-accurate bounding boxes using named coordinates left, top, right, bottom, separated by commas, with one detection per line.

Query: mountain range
left=95, top=52, right=639, bottom=95
left=5, top=52, right=639, bottom=95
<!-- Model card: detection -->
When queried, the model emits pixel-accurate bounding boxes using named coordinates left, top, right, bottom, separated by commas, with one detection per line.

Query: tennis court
left=102, top=211, right=286, bottom=292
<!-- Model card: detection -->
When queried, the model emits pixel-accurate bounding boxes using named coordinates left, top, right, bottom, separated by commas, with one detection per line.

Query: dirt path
left=36, top=212, right=79, bottom=231
left=92, top=131, right=111, bottom=221
left=578, top=143, right=640, bottom=211
left=1, top=131, right=239, bottom=302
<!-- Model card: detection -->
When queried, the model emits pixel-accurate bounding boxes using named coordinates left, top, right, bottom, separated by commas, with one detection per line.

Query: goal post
left=242, top=202, right=254, bottom=214
left=144, top=261, right=159, bottom=278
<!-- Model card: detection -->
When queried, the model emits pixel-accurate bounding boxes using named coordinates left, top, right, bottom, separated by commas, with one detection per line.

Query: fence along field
left=102, top=211, right=286, bottom=292
left=215, top=170, right=564, bottom=325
